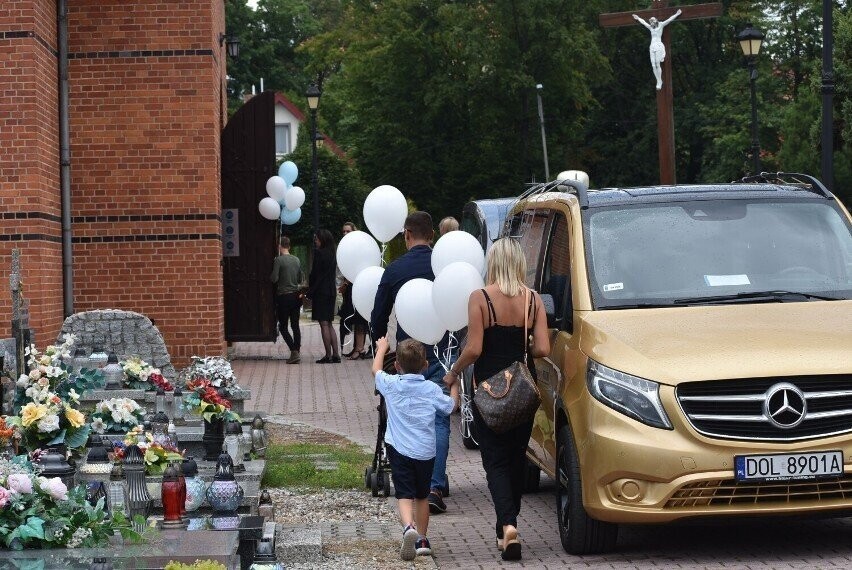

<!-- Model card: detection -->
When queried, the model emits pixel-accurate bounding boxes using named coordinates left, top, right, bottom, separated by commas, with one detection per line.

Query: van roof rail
left=517, top=178, right=590, bottom=209
left=734, top=172, right=833, bottom=199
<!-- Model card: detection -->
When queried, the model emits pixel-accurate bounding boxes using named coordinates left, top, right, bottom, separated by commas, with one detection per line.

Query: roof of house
left=274, top=92, right=347, bottom=160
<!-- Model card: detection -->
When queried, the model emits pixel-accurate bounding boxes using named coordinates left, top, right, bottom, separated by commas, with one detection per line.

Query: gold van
left=508, top=173, right=852, bottom=553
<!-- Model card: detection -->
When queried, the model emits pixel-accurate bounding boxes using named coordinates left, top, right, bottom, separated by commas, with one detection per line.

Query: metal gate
left=221, top=91, right=278, bottom=342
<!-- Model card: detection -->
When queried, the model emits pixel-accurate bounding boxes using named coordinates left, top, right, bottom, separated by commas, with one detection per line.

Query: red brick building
left=0, top=0, right=228, bottom=365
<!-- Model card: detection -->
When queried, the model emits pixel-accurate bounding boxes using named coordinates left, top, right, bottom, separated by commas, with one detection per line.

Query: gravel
left=266, top=419, right=437, bottom=569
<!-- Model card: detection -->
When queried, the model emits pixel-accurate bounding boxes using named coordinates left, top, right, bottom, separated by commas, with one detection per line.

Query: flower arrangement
left=120, top=356, right=173, bottom=391
left=113, top=427, right=184, bottom=475
left=89, top=398, right=145, bottom=434
left=6, top=336, right=93, bottom=452
left=0, top=455, right=140, bottom=549
left=0, top=418, right=19, bottom=457
left=185, top=356, right=240, bottom=395
left=182, top=379, right=239, bottom=422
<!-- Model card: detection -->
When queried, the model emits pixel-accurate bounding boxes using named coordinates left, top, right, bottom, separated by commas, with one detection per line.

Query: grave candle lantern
left=250, top=415, right=268, bottom=459
left=108, top=463, right=126, bottom=515
left=224, top=420, right=245, bottom=472
left=103, top=353, right=124, bottom=390
left=89, top=345, right=108, bottom=369
left=160, top=463, right=185, bottom=528
left=172, top=386, right=185, bottom=425
left=122, top=444, right=152, bottom=528
left=181, top=456, right=206, bottom=513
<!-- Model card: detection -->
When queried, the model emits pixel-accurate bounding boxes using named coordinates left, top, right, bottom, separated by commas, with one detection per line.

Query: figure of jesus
left=633, top=9, right=682, bottom=90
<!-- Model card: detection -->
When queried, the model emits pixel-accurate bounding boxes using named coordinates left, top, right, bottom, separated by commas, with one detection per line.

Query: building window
left=275, top=123, right=291, bottom=156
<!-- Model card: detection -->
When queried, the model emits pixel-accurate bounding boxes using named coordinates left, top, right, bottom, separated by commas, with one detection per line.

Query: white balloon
left=266, top=176, right=288, bottom=202
left=431, top=230, right=486, bottom=277
left=285, top=186, right=305, bottom=211
left=336, top=231, right=381, bottom=282
left=395, top=279, right=446, bottom=345
left=258, top=197, right=282, bottom=221
left=432, top=261, right=485, bottom=331
left=363, top=185, right=408, bottom=243
left=352, top=266, right=385, bottom=321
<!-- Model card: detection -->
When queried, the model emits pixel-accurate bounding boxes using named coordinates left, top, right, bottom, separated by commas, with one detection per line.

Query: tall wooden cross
left=600, top=1, right=722, bottom=184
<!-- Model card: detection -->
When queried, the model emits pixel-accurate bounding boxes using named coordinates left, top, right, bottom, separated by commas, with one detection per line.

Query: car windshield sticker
left=603, top=282, right=624, bottom=292
left=704, top=274, right=751, bottom=286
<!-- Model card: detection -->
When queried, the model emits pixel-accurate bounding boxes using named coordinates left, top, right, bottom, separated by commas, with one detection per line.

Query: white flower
left=17, top=374, right=30, bottom=388
left=91, top=417, right=106, bottom=434
left=68, top=388, right=80, bottom=402
left=38, top=355, right=51, bottom=366
left=111, top=411, right=123, bottom=424
left=28, top=369, right=41, bottom=382
left=45, top=366, right=64, bottom=379
left=36, top=414, right=60, bottom=433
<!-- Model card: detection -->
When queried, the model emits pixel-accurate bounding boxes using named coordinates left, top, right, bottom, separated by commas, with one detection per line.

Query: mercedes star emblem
left=763, top=382, right=807, bottom=429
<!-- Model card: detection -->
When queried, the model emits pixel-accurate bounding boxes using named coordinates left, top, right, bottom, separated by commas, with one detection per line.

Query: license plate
left=735, top=450, right=843, bottom=482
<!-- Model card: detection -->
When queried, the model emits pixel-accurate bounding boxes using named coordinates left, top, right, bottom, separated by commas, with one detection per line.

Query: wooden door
left=221, top=91, right=278, bottom=341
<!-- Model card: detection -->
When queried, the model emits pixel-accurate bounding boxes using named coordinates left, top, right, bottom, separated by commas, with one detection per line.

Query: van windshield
left=586, top=198, right=852, bottom=308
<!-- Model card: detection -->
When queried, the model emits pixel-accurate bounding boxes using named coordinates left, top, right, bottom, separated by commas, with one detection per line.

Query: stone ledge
left=277, top=525, right=322, bottom=564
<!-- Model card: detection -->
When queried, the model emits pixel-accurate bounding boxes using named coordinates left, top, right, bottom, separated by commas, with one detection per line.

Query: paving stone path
left=232, top=323, right=852, bottom=569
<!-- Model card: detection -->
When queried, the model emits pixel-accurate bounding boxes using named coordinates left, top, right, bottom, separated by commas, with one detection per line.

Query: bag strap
left=481, top=289, right=497, bottom=327
left=523, top=287, right=530, bottom=365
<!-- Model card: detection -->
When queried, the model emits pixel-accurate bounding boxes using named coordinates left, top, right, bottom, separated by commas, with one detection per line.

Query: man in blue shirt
left=370, top=211, right=454, bottom=514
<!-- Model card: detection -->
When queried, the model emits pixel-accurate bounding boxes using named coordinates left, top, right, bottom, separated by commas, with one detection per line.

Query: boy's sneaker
left=400, top=524, right=418, bottom=561
left=286, top=350, right=300, bottom=364
left=415, top=537, right=432, bottom=557
left=428, top=490, right=446, bottom=514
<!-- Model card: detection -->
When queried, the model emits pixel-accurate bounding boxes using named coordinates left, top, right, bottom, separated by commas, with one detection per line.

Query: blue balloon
left=278, top=161, right=299, bottom=185
left=280, top=207, right=302, bottom=225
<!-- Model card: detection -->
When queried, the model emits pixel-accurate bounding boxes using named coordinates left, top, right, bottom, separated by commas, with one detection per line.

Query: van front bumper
left=574, top=391, right=852, bottom=524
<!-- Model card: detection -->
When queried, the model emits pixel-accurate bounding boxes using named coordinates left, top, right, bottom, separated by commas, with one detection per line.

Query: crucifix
left=600, top=1, right=722, bottom=184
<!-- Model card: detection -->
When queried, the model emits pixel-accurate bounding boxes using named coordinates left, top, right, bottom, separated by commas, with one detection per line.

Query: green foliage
left=277, top=141, right=370, bottom=250
left=261, top=442, right=372, bottom=489
left=225, top=0, right=852, bottom=206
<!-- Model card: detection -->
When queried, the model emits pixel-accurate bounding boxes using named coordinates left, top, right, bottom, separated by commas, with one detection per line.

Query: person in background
left=439, top=216, right=459, bottom=236
left=371, top=211, right=453, bottom=515
left=442, top=238, right=550, bottom=561
left=372, top=335, right=458, bottom=560
left=307, top=229, right=340, bottom=363
left=338, top=222, right=370, bottom=359
left=270, top=236, right=304, bottom=364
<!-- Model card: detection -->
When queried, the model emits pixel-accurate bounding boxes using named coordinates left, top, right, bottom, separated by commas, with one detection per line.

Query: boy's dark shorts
left=386, top=444, right=435, bottom=500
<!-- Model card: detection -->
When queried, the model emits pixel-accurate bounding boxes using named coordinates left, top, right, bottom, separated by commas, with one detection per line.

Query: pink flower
left=0, top=486, right=11, bottom=508
left=39, top=477, right=68, bottom=501
left=7, top=474, right=33, bottom=495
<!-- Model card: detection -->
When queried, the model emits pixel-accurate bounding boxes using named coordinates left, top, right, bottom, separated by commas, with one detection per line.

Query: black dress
left=472, top=289, right=536, bottom=539
left=308, top=248, right=337, bottom=322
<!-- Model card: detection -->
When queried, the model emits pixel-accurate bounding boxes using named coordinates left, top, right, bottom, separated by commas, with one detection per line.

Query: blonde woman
left=443, top=238, right=550, bottom=561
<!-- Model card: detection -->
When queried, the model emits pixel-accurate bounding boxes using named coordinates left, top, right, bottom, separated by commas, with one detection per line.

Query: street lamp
left=737, top=23, right=765, bottom=174
left=218, top=33, right=240, bottom=58
left=535, top=83, right=550, bottom=181
left=306, top=83, right=322, bottom=234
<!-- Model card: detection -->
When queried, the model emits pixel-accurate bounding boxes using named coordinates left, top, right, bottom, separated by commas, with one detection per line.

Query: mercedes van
left=509, top=173, right=852, bottom=553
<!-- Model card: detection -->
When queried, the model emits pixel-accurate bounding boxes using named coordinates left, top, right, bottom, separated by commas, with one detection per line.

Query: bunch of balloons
left=336, top=185, right=409, bottom=323
left=335, top=183, right=486, bottom=350
left=258, top=161, right=306, bottom=225
left=395, top=231, right=485, bottom=345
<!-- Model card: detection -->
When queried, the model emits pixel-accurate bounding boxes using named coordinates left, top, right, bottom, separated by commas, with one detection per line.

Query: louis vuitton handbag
left=473, top=288, right=541, bottom=434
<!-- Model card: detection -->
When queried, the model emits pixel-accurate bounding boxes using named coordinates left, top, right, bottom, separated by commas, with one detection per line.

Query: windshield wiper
left=673, top=290, right=843, bottom=305
left=600, top=302, right=678, bottom=310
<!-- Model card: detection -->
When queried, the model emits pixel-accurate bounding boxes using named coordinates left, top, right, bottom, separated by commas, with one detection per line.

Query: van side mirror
left=540, top=293, right=558, bottom=328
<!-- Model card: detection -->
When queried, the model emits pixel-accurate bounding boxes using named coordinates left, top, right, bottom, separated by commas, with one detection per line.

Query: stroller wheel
left=364, top=466, right=374, bottom=489
left=382, top=472, right=391, bottom=497
left=370, top=472, right=380, bottom=497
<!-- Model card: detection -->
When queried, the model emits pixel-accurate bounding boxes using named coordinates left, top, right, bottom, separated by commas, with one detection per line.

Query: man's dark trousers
left=276, top=292, right=302, bottom=350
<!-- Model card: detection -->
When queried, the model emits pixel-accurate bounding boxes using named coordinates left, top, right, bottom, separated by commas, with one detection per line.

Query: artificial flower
left=20, top=403, right=48, bottom=427
left=38, top=476, right=68, bottom=501
left=36, top=414, right=60, bottom=434
left=65, top=407, right=85, bottom=428
left=7, top=474, right=33, bottom=495
left=0, top=486, right=11, bottom=508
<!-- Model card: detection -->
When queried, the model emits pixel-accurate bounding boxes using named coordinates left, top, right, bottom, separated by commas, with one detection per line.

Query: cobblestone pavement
left=232, top=323, right=852, bottom=569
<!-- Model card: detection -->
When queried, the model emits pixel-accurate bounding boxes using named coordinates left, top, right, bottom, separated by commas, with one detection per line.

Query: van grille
left=676, top=375, right=852, bottom=441
left=665, top=475, right=852, bottom=508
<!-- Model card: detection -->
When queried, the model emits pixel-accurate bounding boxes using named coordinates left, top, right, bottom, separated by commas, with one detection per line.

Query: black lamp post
left=737, top=23, right=765, bottom=175
left=219, top=33, right=240, bottom=58
left=821, top=0, right=834, bottom=191
left=306, top=83, right=322, bottom=234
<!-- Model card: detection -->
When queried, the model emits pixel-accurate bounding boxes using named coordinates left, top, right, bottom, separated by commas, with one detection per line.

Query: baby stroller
left=364, top=350, right=396, bottom=497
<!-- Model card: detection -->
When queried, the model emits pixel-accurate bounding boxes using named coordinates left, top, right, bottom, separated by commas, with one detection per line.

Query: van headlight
left=586, top=360, right=672, bottom=429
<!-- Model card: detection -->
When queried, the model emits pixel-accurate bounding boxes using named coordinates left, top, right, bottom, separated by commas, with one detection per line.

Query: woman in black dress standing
left=307, top=229, right=340, bottom=363
left=442, top=238, right=550, bottom=561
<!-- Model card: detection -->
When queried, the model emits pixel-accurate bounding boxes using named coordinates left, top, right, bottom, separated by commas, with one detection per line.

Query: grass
left=261, top=441, right=373, bottom=490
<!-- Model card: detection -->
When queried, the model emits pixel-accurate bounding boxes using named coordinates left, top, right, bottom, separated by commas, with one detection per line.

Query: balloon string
left=340, top=314, right=354, bottom=351
left=380, top=243, right=388, bottom=267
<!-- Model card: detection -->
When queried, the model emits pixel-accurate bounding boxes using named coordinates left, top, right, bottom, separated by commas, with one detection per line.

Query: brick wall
left=0, top=0, right=227, bottom=368
left=0, top=0, right=63, bottom=344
